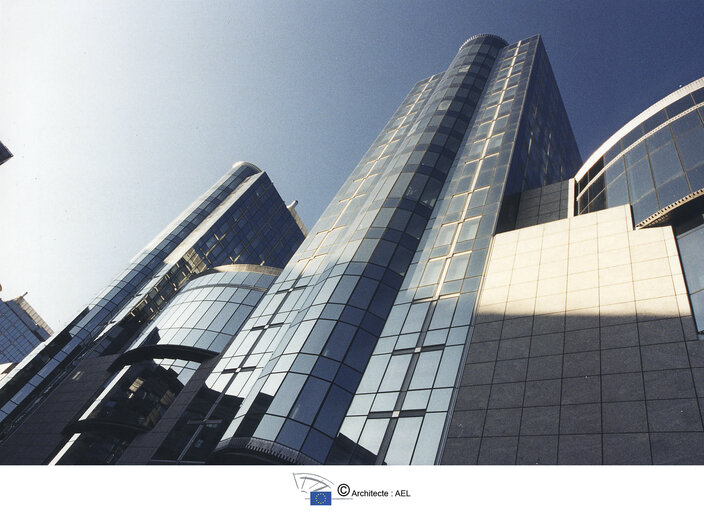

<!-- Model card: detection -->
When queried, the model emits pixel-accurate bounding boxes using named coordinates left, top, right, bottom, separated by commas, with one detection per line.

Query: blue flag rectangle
left=310, top=491, right=332, bottom=506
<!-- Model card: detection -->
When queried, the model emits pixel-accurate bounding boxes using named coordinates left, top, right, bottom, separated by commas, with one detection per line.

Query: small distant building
left=0, top=141, right=12, bottom=166
left=0, top=290, right=53, bottom=364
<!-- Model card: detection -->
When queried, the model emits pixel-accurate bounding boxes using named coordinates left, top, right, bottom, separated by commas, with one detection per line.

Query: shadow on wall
left=443, top=205, right=704, bottom=465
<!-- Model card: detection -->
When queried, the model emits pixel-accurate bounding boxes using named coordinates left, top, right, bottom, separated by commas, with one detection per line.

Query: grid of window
left=0, top=299, right=51, bottom=364
left=51, top=268, right=278, bottom=464
left=207, top=35, right=511, bottom=464
left=576, top=86, right=704, bottom=224
left=337, top=36, right=581, bottom=465
left=0, top=164, right=305, bottom=437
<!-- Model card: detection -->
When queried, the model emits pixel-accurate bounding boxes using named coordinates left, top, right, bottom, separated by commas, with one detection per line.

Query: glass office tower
left=4, top=33, right=701, bottom=465
left=0, top=293, right=53, bottom=364
left=0, top=162, right=306, bottom=463
left=204, top=34, right=581, bottom=464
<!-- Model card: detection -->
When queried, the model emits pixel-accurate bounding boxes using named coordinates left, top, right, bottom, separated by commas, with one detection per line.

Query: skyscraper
left=3, top=33, right=704, bottom=465
left=0, top=291, right=53, bottom=364
left=203, top=33, right=582, bottom=464
left=0, top=162, right=306, bottom=463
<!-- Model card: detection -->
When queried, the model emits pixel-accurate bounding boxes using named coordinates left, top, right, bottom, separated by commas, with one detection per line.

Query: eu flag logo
left=310, top=491, right=332, bottom=506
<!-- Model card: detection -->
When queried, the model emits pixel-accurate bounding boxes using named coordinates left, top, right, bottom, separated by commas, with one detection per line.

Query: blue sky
left=2, top=0, right=704, bottom=329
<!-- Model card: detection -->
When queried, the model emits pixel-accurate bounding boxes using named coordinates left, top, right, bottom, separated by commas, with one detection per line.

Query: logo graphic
left=310, top=491, right=332, bottom=506
left=293, top=472, right=334, bottom=494
left=337, top=484, right=350, bottom=497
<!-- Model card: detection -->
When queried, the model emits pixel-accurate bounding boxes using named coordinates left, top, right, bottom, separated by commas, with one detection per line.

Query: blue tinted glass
left=632, top=190, right=658, bottom=224
left=648, top=141, right=683, bottom=186
left=675, top=125, right=704, bottom=171
left=624, top=142, right=648, bottom=167
left=289, top=377, right=329, bottom=424
left=691, top=291, right=704, bottom=333
left=276, top=419, right=308, bottom=450
left=677, top=226, right=704, bottom=292
left=686, top=163, right=704, bottom=191
left=626, top=157, right=654, bottom=201
left=313, top=386, right=352, bottom=436
left=605, top=158, right=625, bottom=184
left=645, top=126, right=673, bottom=152
left=603, top=144, right=622, bottom=167
left=666, top=95, right=695, bottom=118
left=671, top=111, right=703, bottom=137
left=606, top=174, right=629, bottom=208
left=621, top=125, right=644, bottom=149
left=642, top=109, right=669, bottom=133
left=656, top=175, right=690, bottom=208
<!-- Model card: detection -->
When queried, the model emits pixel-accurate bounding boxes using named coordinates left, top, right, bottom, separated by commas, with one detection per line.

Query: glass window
left=675, top=125, right=704, bottom=171
left=645, top=126, right=673, bottom=152
left=632, top=190, right=658, bottom=224
left=434, top=346, right=464, bottom=387
left=427, top=388, right=452, bottom=412
left=686, top=162, right=704, bottom=191
left=621, top=125, right=644, bottom=149
left=435, top=223, right=457, bottom=247
left=411, top=413, right=445, bottom=464
left=371, top=392, right=398, bottom=412
left=423, top=329, right=448, bottom=347
left=347, top=393, right=374, bottom=415
left=267, top=373, right=306, bottom=417
left=666, top=95, right=694, bottom=118
left=626, top=157, right=654, bottom=201
left=289, top=377, right=329, bottom=424
left=420, top=259, right=445, bottom=287
left=624, top=142, right=647, bottom=167
left=642, top=109, right=668, bottom=133
left=403, top=389, right=431, bottom=410
left=313, top=386, right=352, bottom=437
left=671, top=111, right=702, bottom=137
left=606, top=173, right=629, bottom=208
left=690, top=290, right=704, bottom=333
left=276, top=419, right=308, bottom=450
left=656, top=175, right=690, bottom=208
left=384, top=417, right=423, bottom=465
left=446, top=194, right=468, bottom=215
left=379, top=354, right=412, bottom=392
left=649, top=140, right=683, bottom=186
left=429, top=296, right=458, bottom=330
left=409, top=351, right=442, bottom=389
left=605, top=158, right=625, bottom=184
left=357, top=418, right=389, bottom=456
left=445, top=253, right=470, bottom=282
left=458, top=218, right=480, bottom=242
left=677, top=226, right=704, bottom=293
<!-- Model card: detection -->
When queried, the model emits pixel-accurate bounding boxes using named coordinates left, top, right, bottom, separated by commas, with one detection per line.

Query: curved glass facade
left=576, top=78, right=704, bottom=225
left=0, top=162, right=306, bottom=462
left=51, top=266, right=279, bottom=464
left=204, top=34, right=580, bottom=465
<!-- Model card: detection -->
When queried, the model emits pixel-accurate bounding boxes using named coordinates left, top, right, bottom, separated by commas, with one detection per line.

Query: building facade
left=2, top=34, right=704, bottom=465
left=205, top=33, right=582, bottom=465
left=0, top=292, right=53, bottom=364
left=0, top=162, right=306, bottom=463
left=441, top=77, right=704, bottom=464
